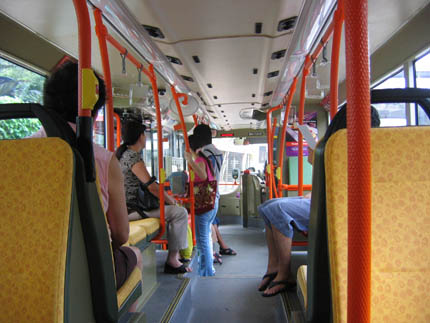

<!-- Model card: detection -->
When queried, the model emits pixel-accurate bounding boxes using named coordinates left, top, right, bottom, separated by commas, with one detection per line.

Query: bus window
left=213, top=137, right=267, bottom=195
left=373, top=69, right=407, bottom=127
left=414, top=50, right=430, bottom=125
left=0, top=57, right=44, bottom=139
left=93, top=108, right=105, bottom=146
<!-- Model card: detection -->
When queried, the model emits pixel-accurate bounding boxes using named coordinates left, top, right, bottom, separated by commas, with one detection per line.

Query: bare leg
left=263, top=226, right=294, bottom=295
left=258, top=225, right=279, bottom=290
left=213, top=224, right=229, bottom=250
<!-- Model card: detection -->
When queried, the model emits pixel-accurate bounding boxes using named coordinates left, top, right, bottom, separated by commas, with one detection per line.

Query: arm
left=106, top=155, right=130, bottom=248
left=131, top=161, right=177, bottom=205
left=184, top=151, right=207, bottom=180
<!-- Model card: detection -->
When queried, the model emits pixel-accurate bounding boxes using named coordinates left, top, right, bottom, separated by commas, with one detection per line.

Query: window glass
left=414, top=51, right=430, bottom=125
left=373, top=69, right=407, bottom=126
left=213, top=138, right=267, bottom=195
left=0, top=57, right=45, bottom=138
left=93, top=108, right=105, bottom=146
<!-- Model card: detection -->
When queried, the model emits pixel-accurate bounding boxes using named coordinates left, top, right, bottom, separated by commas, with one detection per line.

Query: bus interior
left=0, top=0, right=429, bottom=322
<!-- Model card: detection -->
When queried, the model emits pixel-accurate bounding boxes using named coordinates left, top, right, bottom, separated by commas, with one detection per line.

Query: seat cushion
left=133, top=218, right=160, bottom=236
left=128, top=223, right=147, bottom=245
left=297, top=265, right=308, bottom=311
left=117, top=267, right=142, bottom=308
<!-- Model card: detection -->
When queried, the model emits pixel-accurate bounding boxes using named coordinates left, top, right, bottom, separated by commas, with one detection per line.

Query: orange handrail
left=297, top=56, right=311, bottom=197
left=113, top=112, right=121, bottom=148
left=171, top=86, right=196, bottom=246
left=148, top=64, right=166, bottom=242
left=330, top=0, right=345, bottom=118
left=345, top=0, right=372, bottom=321
left=92, top=13, right=166, bottom=243
left=277, top=77, right=298, bottom=196
left=73, top=0, right=91, bottom=118
left=265, top=104, right=282, bottom=199
left=94, top=8, right=115, bottom=152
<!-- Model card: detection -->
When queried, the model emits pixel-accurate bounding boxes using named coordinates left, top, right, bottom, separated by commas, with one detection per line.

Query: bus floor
left=140, top=218, right=306, bottom=323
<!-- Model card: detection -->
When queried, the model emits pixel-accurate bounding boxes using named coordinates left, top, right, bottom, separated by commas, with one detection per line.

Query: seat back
left=306, top=136, right=332, bottom=322
left=0, top=138, right=75, bottom=322
left=325, top=127, right=430, bottom=322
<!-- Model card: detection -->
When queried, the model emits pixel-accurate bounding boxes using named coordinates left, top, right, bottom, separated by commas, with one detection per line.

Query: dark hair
left=187, top=134, right=214, bottom=175
left=323, top=104, right=380, bottom=141
left=188, top=134, right=204, bottom=152
left=43, top=61, right=106, bottom=123
left=193, top=124, right=212, bottom=145
left=115, top=120, right=146, bottom=159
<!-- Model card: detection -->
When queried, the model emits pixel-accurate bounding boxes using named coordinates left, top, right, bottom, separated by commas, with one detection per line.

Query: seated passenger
left=184, top=134, right=218, bottom=276
left=116, top=120, right=191, bottom=274
left=36, top=62, right=142, bottom=301
left=258, top=104, right=380, bottom=297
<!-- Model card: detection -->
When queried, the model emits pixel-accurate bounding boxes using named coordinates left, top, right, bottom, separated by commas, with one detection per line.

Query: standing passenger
left=185, top=135, right=218, bottom=276
left=116, top=120, right=191, bottom=274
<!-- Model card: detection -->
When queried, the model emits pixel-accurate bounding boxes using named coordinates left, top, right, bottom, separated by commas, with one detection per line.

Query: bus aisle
left=141, top=219, right=302, bottom=323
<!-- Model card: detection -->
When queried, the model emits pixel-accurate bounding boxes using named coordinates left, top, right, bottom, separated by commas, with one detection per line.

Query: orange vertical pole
left=277, top=77, right=298, bottom=195
left=271, top=117, right=279, bottom=198
left=330, top=0, right=345, bottom=119
left=94, top=8, right=115, bottom=151
left=266, top=104, right=282, bottom=199
left=73, top=0, right=91, bottom=118
left=345, top=0, right=371, bottom=322
left=192, top=115, right=198, bottom=126
left=113, top=112, right=121, bottom=148
left=171, top=86, right=196, bottom=247
left=298, top=56, right=311, bottom=197
left=148, top=65, right=166, bottom=241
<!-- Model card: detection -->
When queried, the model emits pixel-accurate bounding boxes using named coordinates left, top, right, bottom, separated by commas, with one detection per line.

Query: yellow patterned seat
left=297, top=265, right=308, bottom=311
left=0, top=138, right=73, bottom=323
left=325, top=127, right=430, bottom=322
left=128, top=223, right=148, bottom=245
left=133, top=217, right=161, bottom=237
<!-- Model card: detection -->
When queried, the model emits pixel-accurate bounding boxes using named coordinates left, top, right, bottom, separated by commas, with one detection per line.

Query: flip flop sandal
left=258, top=272, right=278, bottom=291
left=213, top=252, right=223, bottom=265
left=164, top=262, right=188, bottom=274
left=219, top=247, right=237, bottom=256
left=262, top=280, right=297, bottom=297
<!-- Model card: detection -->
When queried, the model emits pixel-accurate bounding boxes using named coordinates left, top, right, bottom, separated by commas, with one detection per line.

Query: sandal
left=213, top=252, right=223, bottom=265
left=164, top=262, right=188, bottom=274
left=258, top=272, right=277, bottom=291
left=262, top=280, right=296, bottom=297
left=179, top=258, right=191, bottom=264
left=219, top=247, right=237, bottom=256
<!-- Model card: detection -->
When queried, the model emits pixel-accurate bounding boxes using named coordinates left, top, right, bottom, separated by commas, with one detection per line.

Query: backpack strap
left=204, top=149, right=221, bottom=172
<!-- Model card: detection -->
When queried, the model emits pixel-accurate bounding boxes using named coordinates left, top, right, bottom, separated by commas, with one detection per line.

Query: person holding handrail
left=258, top=104, right=380, bottom=297
left=116, top=120, right=191, bottom=274
left=32, top=62, right=143, bottom=305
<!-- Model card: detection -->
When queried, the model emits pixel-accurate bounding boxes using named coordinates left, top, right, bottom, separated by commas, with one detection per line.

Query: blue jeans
left=195, top=198, right=218, bottom=276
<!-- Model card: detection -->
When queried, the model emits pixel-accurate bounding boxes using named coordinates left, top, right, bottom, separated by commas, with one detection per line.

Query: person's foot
left=258, top=272, right=277, bottom=291
left=164, top=262, right=192, bottom=274
left=262, top=280, right=296, bottom=297
left=213, top=252, right=222, bottom=265
left=167, top=259, right=192, bottom=272
left=219, top=247, right=237, bottom=256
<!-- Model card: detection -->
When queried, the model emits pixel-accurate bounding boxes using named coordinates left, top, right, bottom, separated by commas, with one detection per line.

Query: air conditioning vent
left=181, top=75, right=194, bottom=82
left=267, top=71, right=279, bottom=78
left=264, top=91, right=273, bottom=97
left=166, top=56, right=182, bottom=65
left=207, top=83, right=213, bottom=88
left=253, top=68, right=258, bottom=75
left=192, top=56, right=200, bottom=63
left=142, top=25, right=165, bottom=39
left=255, top=22, right=262, bottom=34
left=271, top=49, right=286, bottom=60
left=277, top=17, right=297, bottom=32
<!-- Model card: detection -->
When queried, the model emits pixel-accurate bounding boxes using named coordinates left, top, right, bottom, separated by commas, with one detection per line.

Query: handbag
left=192, top=158, right=218, bottom=215
left=137, top=176, right=160, bottom=212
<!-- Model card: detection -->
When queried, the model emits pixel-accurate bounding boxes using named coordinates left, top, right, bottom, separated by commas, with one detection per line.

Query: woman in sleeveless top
left=185, top=135, right=218, bottom=276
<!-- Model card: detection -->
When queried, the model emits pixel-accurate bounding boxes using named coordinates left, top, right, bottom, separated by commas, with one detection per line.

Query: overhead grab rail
left=88, top=0, right=191, bottom=96
left=275, top=0, right=344, bottom=198
left=92, top=7, right=167, bottom=242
